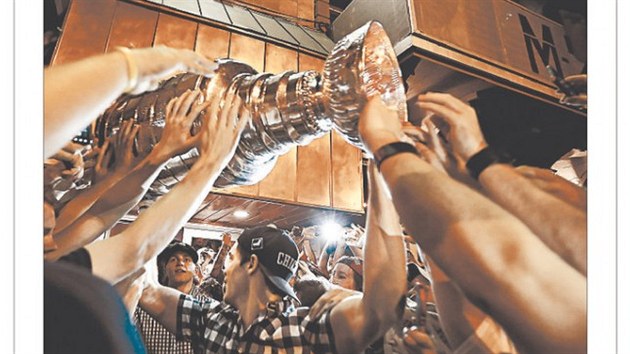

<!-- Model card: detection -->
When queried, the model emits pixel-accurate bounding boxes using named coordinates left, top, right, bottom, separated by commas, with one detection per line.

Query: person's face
left=223, top=245, right=248, bottom=307
left=330, top=263, right=357, bottom=291
left=164, top=251, right=196, bottom=287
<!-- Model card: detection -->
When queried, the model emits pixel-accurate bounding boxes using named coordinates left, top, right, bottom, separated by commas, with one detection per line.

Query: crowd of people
left=43, top=44, right=587, bottom=354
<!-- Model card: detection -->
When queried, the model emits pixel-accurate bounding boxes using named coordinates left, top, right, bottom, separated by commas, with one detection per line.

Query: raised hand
left=419, top=118, right=480, bottom=189
left=92, top=119, right=142, bottom=183
left=92, top=139, right=113, bottom=184
left=221, top=232, right=234, bottom=248
left=196, top=89, right=249, bottom=168
left=358, top=96, right=407, bottom=155
left=50, top=143, right=86, bottom=184
left=152, top=89, right=209, bottom=161
left=415, top=92, right=488, bottom=161
left=112, top=119, right=142, bottom=173
left=309, top=286, right=361, bottom=319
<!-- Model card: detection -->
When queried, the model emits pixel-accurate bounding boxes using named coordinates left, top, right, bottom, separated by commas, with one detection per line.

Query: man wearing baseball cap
left=139, top=162, right=407, bottom=353
left=135, top=242, right=210, bottom=354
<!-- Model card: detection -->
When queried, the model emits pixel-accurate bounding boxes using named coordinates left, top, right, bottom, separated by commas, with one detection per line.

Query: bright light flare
left=321, top=221, right=342, bottom=241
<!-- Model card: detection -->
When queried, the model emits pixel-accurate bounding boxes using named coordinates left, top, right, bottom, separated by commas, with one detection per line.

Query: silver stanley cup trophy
left=96, top=21, right=406, bottom=194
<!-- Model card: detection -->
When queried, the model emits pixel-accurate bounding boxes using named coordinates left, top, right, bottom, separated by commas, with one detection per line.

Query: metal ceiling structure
left=146, top=0, right=335, bottom=55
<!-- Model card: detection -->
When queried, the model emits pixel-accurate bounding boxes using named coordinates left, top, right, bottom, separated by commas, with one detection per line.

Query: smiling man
left=160, top=243, right=201, bottom=293
left=135, top=242, right=210, bottom=354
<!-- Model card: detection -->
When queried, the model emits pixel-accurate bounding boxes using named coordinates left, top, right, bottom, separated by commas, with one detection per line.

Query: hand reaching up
left=196, top=89, right=249, bottom=169
left=415, top=92, right=488, bottom=161
left=92, top=119, right=142, bottom=184
left=358, top=96, right=407, bottom=155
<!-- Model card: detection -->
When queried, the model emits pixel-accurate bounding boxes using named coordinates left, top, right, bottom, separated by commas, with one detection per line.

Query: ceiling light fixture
left=233, top=210, right=250, bottom=218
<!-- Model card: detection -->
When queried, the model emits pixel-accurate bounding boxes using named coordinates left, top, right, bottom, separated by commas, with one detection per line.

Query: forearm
left=380, top=153, right=586, bottom=353
left=332, top=242, right=346, bottom=263
left=362, top=224, right=406, bottom=330
left=115, top=269, right=146, bottom=314
left=317, top=250, right=331, bottom=278
left=479, top=164, right=587, bottom=274
left=45, top=52, right=129, bottom=157
left=87, top=159, right=222, bottom=283
left=329, top=167, right=406, bottom=353
left=91, top=151, right=169, bottom=215
left=209, top=244, right=230, bottom=281
left=382, top=153, right=538, bottom=293
left=125, top=160, right=221, bottom=265
left=53, top=173, right=124, bottom=234
left=45, top=217, right=108, bottom=260
left=362, top=174, right=406, bottom=331
left=381, top=153, right=508, bottom=250
left=303, top=240, right=317, bottom=263
left=138, top=282, right=182, bottom=334
left=426, top=257, right=484, bottom=349
left=48, top=157, right=167, bottom=259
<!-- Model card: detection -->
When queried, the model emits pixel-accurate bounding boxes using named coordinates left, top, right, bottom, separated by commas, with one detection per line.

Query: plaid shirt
left=176, top=294, right=337, bottom=354
left=135, top=286, right=209, bottom=354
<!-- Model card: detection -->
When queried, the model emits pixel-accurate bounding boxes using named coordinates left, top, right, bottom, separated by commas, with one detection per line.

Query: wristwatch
left=465, top=146, right=513, bottom=179
left=373, top=142, right=419, bottom=170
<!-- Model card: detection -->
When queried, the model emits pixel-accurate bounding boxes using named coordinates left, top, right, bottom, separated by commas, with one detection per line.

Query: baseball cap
left=237, top=226, right=299, bottom=301
left=335, top=256, right=364, bottom=279
left=158, top=242, right=199, bottom=264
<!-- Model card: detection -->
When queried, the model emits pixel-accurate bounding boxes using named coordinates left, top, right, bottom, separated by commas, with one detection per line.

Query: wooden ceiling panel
left=208, top=199, right=256, bottom=223
left=243, top=202, right=286, bottom=224
left=186, top=192, right=365, bottom=230
left=200, top=195, right=241, bottom=221
left=192, top=193, right=223, bottom=219
left=105, top=1, right=158, bottom=51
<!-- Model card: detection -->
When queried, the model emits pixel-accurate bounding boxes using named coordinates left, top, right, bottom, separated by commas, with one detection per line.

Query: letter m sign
left=518, top=14, right=564, bottom=78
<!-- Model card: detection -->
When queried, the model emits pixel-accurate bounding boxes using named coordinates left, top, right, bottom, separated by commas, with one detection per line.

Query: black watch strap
left=373, top=142, right=418, bottom=170
left=466, top=147, right=512, bottom=179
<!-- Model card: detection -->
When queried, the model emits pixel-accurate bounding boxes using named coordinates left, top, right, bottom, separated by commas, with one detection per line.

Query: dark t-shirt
left=44, top=260, right=146, bottom=354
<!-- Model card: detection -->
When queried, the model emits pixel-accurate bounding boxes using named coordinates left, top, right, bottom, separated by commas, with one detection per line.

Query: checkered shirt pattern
left=176, top=294, right=338, bottom=354
left=135, top=287, right=209, bottom=354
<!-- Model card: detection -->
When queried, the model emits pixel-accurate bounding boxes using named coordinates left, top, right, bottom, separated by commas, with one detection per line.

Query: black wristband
left=373, top=142, right=418, bottom=170
left=466, top=146, right=512, bottom=179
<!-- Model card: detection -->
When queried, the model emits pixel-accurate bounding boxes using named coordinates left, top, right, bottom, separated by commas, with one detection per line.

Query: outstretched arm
left=47, top=90, right=211, bottom=259
left=328, top=162, right=406, bottom=353
left=84, top=88, right=247, bottom=285
left=44, top=45, right=217, bottom=158
left=416, top=92, right=586, bottom=275
left=208, top=233, right=234, bottom=282
left=358, top=96, right=586, bottom=354
left=52, top=121, right=140, bottom=235
left=135, top=90, right=247, bottom=333
left=424, top=256, right=487, bottom=350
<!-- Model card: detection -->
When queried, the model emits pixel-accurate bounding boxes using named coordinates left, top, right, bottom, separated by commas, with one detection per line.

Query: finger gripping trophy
left=96, top=21, right=406, bottom=194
